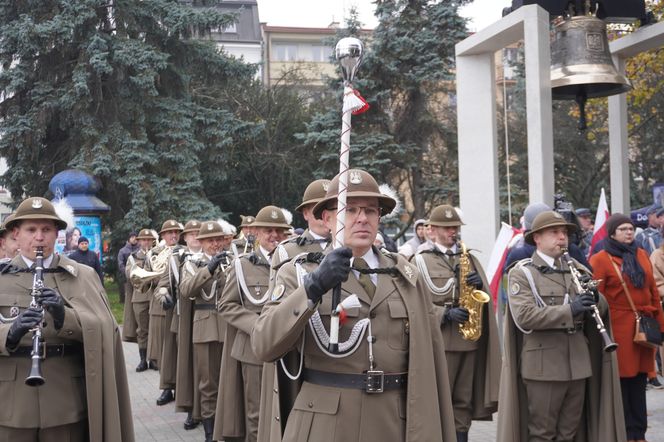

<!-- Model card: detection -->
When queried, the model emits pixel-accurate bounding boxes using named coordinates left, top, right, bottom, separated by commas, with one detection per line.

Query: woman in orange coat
left=590, top=213, right=664, bottom=442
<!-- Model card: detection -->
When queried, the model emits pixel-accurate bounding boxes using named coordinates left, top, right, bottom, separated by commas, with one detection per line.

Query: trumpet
left=26, top=247, right=45, bottom=387
left=561, top=249, right=618, bottom=353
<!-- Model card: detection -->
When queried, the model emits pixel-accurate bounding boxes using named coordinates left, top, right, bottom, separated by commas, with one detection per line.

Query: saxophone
left=457, top=242, right=491, bottom=341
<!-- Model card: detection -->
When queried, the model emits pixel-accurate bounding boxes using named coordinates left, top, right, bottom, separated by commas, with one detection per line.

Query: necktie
left=445, top=249, right=455, bottom=261
left=353, top=257, right=375, bottom=298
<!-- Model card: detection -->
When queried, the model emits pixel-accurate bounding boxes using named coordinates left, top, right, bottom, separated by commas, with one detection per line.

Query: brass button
left=275, top=416, right=280, bottom=421
left=308, top=401, right=313, bottom=408
left=273, top=388, right=278, bottom=394
left=293, top=309, right=300, bottom=316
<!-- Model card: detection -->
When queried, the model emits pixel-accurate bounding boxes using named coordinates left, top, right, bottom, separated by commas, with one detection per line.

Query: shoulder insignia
left=511, top=282, right=520, bottom=295
left=271, top=284, right=285, bottom=301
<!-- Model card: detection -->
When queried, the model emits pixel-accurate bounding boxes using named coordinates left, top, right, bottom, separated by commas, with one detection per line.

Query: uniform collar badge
left=65, top=264, right=77, bottom=276
left=404, top=265, right=414, bottom=279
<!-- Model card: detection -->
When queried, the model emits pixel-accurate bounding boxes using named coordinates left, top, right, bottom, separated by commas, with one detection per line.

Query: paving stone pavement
left=124, top=338, right=664, bottom=441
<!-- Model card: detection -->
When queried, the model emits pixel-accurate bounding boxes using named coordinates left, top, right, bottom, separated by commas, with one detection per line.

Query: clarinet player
left=0, top=197, right=133, bottom=441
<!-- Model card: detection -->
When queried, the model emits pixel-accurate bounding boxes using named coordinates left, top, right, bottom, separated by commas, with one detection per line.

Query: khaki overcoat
left=251, top=248, right=457, bottom=442
left=497, top=255, right=625, bottom=442
left=0, top=255, right=134, bottom=441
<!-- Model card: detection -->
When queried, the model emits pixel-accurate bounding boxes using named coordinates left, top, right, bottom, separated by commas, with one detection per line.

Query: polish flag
left=590, top=188, right=610, bottom=255
left=486, top=222, right=520, bottom=307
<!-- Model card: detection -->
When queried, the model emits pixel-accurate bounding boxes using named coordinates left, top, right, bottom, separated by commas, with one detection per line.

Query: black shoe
left=649, top=377, right=664, bottom=389
left=456, top=431, right=469, bottom=442
left=136, top=349, right=148, bottom=372
left=148, top=360, right=158, bottom=371
left=156, top=389, right=174, bottom=406
left=183, top=412, right=199, bottom=430
left=202, top=418, right=214, bottom=442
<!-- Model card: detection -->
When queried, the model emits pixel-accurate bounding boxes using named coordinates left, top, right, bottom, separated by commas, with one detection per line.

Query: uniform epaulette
left=512, top=258, right=533, bottom=270
left=246, top=252, right=270, bottom=268
left=294, top=251, right=325, bottom=265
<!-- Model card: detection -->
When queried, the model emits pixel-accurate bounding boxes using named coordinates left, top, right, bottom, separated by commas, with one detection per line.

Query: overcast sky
left=256, top=0, right=507, bottom=32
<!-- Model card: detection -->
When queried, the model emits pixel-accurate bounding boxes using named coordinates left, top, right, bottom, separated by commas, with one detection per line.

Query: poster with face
left=56, top=215, right=103, bottom=259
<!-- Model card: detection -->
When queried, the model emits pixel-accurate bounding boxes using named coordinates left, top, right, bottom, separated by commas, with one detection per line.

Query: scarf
left=604, top=237, right=645, bottom=289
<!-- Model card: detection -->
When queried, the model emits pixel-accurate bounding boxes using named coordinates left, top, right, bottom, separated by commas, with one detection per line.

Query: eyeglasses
left=616, top=226, right=634, bottom=232
left=328, top=206, right=381, bottom=218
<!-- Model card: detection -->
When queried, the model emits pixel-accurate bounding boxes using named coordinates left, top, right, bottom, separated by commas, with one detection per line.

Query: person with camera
left=590, top=213, right=664, bottom=442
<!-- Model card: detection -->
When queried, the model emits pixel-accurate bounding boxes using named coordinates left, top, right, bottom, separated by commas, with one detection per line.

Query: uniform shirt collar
left=435, top=243, right=457, bottom=255
left=309, top=230, right=328, bottom=249
left=21, top=254, right=55, bottom=269
left=259, top=246, right=271, bottom=262
left=536, top=250, right=557, bottom=268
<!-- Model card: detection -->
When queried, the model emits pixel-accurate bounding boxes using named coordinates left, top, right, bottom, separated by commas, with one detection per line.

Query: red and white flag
left=590, top=188, right=610, bottom=255
left=486, top=222, right=520, bottom=306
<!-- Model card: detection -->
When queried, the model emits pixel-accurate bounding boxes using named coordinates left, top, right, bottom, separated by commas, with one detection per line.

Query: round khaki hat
left=0, top=213, right=15, bottom=235
left=136, top=228, right=156, bottom=240
left=5, top=197, right=67, bottom=231
left=196, top=221, right=225, bottom=240
left=159, top=219, right=184, bottom=234
left=295, top=179, right=331, bottom=212
left=427, top=204, right=464, bottom=227
left=182, top=219, right=201, bottom=234
left=239, top=215, right=255, bottom=228
left=250, top=206, right=292, bottom=229
left=524, top=210, right=578, bottom=245
left=312, top=169, right=397, bottom=219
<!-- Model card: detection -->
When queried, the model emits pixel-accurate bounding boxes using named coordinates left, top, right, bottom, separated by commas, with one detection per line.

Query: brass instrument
left=129, top=244, right=172, bottom=286
left=26, top=247, right=45, bottom=387
left=561, top=249, right=618, bottom=353
left=457, top=242, right=491, bottom=341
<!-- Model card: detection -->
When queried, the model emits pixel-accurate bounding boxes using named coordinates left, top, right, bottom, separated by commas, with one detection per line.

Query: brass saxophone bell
left=550, top=15, right=632, bottom=129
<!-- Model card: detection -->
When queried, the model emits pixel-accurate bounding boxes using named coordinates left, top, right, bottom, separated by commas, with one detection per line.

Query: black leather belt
left=11, top=344, right=82, bottom=358
left=303, top=368, right=407, bottom=394
left=194, top=304, right=216, bottom=310
left=565, top=322, right=584, bottom=334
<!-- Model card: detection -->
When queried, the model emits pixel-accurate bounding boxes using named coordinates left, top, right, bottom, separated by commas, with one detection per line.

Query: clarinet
left=561, top=249, right=618, bottom=353
left=25, top=246, right=46, bottom=386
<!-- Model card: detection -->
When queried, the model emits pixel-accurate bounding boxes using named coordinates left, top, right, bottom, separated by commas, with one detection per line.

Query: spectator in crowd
left=575, top=207, right=594, bottom=256
left=398, top=218, right=427, bottom=259
left=590, top=213, right=664, bottom=442
left=635, top=204, right=662, bottom=255
left=69, top=236, right=104, bottom=283
left=117, top=231, right=139, bottom=304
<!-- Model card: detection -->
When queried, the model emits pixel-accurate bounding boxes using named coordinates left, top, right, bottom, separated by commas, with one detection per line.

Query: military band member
left=216, top=206, right=291, bottom=442
left=180, top=221, right=229, bottom=442
left=120, top=231, right=139, bottom=342
left=147, top=219, right=183, bottom=406
left=160, top=219, right=202, bottom=428
left=0, top=197, right=134, bottom=441
left=258, top=179, right=331, bottom=440
left=0, top=214, right=19, bottom=262
left=232, top=215, right=256, bottom=256
left=414, top=205, right=500, bottom=442
left=127, top=228, right=158, bottom=372
left=252, top=170, right=457, bottom=442
left=498, top=211, right=625, bottom=442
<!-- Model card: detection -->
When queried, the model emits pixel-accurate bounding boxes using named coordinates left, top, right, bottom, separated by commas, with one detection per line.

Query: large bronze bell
left=550, top=14, right=631, bottom=129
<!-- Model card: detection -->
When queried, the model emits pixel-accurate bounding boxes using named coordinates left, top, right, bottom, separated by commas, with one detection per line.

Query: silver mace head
left=335, top=37, right=363, bottom=83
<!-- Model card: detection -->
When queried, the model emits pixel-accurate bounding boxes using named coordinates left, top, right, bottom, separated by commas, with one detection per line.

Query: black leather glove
left=6, top=307, right=42, bottom=348
left=465, top=271, right=483, bottom=290
left=38, top=287, right=65, bottom=330
left=207, top=252, right=227, bottom=274
left=162, top=294, right=175, bottom=310
left=303, top=247, right=353, bottom=304
left=569, top=293, right=595, bottom=317
left=444, top=307, right=470, bottom=324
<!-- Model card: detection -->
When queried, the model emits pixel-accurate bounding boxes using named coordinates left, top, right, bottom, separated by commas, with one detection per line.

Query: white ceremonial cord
left=234, top=258, right=270, bottom=306
left=279, top=337, right=306, bottom=380
left=414, top=254, right=456, bottom=295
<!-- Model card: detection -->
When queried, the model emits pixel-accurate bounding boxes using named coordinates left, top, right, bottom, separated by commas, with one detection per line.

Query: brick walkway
left=124, top=338, right=664, bottom=441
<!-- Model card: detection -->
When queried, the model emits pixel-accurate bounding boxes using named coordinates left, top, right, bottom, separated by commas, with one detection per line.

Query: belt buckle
left=365, top=370, right=384, bottom=394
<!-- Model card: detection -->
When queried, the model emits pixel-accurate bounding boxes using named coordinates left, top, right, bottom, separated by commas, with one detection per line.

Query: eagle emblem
left=445, top=209, right=453, bottom=218
left=32, top=199, right=43, bottom=209
left=349, top=171, right=362, bottom=185
left=271, top=210, right=279, bottom=219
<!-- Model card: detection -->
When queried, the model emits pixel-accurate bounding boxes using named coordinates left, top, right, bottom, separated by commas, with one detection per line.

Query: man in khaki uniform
left=252, top=170, right=457, bottom=442
left=259, top=179, right=331, bottom=440
left=155, top=219, right=202, bottom=426
left=216, top=206, right=291, bottom=442
left=180, top=221, right=229, bottom=442
left=232, top=215, right=256, bottom=256
left=498, top=211, right=625, bottom=442
left=146, top=219, right=183, bottom=406
left=0, top=214, right=19, bottom=261
left=0, top=197, right=134, bottom=441
left=414, top=205, right=500, bottom=442
left=126, top=228, right=158, bottom=372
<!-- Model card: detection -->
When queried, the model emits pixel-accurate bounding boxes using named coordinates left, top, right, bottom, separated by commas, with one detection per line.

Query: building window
left=223, top=22, right=237, bottom=33
left=311, top=45, right=333, bottom=62
left=273, top=44, right=297, bottom=61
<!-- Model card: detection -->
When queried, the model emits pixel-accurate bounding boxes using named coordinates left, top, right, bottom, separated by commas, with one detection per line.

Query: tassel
left=335, top=294, right=361, bottom=327
left=343, top=87, right=370, bottom=115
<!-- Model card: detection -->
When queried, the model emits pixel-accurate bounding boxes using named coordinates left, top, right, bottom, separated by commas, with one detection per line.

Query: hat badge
left=32, top=199, right=43, bottom=209
left=207, top=223, right=213, bottom=230
left=445, top=209, right=453, bottom=218
left=553, top=212, right=563, bottom=219
left=170, top=221, right=176, bottom=226
left=349, top=171, right=362, bottom=185
left=271, top=210, right=279, bottom=220
left=322, top=182, right=330, bottom=192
